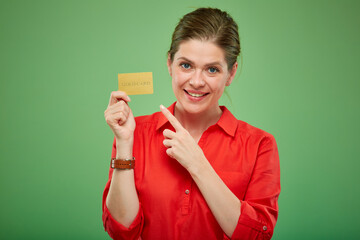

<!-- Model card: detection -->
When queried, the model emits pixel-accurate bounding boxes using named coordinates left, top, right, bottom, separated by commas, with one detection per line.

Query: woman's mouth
left=184, top=89, right=209, bottom=98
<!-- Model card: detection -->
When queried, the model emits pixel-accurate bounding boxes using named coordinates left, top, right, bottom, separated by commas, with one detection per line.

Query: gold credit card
left=118, top=72, right=153, bottom=95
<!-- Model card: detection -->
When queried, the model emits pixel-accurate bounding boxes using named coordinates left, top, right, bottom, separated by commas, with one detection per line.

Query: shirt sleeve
left=102, top=138, right=144, bottom=240
left=230, top=135, right=281, bottom=240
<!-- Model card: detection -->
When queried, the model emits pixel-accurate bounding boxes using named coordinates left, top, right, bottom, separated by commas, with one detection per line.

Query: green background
left=1, top=0, right=359, bottom=239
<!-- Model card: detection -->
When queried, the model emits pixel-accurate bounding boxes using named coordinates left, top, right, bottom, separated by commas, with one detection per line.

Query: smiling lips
left=184, top=89, right=209, bottom=99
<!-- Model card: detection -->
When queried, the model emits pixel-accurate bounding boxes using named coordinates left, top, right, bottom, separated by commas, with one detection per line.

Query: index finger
left=108, top=91, right=131, bottom=107
left=160, top=105, right=183, bottom=131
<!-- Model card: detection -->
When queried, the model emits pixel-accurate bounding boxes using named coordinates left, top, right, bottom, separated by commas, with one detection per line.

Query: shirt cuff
left=103, top=201, right=144, bottom=239
left=229, top=200, right=272, bottom=240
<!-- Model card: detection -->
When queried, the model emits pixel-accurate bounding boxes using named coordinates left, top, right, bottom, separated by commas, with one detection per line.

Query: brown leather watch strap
left=110, top=157, right=135, bottom=170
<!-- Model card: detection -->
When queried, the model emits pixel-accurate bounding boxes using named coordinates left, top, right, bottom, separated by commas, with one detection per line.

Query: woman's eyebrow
left=204, top=62, right=223, bottom=67
left=177, top=57, right=194, bottom=63
left=177, top=57, right=224, bottom=67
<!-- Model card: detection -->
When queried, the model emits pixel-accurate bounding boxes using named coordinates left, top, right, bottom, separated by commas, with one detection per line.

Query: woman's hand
left=160, top=105, right=207, bottom=172
left=104, top=91, right=135, bottom=142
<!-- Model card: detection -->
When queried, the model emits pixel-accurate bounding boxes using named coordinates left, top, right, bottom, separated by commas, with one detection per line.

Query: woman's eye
left=208, top=67, right=218, bottom=73
left=181, top=63, right=191, bottom=69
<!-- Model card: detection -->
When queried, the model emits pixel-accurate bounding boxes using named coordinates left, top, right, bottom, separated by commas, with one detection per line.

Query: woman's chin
left=177, top=100, right=211, bottom=115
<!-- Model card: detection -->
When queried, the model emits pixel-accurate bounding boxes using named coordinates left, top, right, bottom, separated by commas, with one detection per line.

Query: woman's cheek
left=175, top=71, right=191, bottom=85
left=210, top=78, right=227, bottom=95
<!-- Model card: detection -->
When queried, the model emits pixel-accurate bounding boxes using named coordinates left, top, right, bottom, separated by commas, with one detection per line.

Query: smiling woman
left=103, top=7, right=280, bottom=240
left=167, top=39, right=237, bottom=120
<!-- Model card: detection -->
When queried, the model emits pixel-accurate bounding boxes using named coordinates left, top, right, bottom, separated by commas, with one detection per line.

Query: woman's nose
left=189, top=70, right=205, bottom=88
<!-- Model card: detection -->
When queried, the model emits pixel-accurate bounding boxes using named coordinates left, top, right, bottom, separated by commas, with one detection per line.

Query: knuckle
left=166, top=148, right=172, bottom=155
left=117, top=103, right=125, bottom=111
left=105, top=106, right=112, bottom=113
left=105, top=116, right=111, bottom=124
left=163, top=130, right=169, bottom=137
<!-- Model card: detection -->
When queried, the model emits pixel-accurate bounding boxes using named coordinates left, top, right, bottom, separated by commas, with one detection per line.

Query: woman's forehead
left=175, top=39, right=227, bottom=66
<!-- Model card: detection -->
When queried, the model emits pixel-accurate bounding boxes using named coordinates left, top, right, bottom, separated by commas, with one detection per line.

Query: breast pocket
left=217, top=171, right=249, bottom=200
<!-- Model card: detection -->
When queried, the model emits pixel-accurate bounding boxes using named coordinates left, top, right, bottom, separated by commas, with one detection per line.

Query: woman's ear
left=226, top=62, right=238, bottom=86
left=167, top=54, right=172, bottom=76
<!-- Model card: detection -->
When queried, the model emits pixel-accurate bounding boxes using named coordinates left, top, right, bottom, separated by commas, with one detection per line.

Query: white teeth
left=188, top=92, right=206, bottom=97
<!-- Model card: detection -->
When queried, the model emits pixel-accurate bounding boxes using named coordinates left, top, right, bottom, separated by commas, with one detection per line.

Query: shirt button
left=185, top=189, right=190, bottom=194
left=263, top=226, right=267, bottom=231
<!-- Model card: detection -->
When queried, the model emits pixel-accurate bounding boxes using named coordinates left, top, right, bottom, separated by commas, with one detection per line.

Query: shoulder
left=133, top=102, right=175, bottom=133
left=237, top=119, right=274, bottom=139
left=226, top=111, right=277, bottom=150
left=134, top=111, right=162, bottom=129
left=236, top=120, right=277, bottom=152
left=221, top=106, right=275, bottom=142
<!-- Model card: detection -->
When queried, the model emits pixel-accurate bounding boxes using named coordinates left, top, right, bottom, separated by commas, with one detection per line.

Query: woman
left=103, top=8, right=280, bottom=240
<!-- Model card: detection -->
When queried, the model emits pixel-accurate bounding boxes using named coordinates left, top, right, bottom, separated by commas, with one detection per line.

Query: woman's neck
left=174, top=102, right=222, bottom=139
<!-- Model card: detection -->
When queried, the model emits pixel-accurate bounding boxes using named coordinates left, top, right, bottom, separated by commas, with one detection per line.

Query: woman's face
left=167, top=39, right=237, bottom=115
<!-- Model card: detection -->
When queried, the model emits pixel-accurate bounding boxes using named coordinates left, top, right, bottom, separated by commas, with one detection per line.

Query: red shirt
left=102, top=103, right=280, bottom=240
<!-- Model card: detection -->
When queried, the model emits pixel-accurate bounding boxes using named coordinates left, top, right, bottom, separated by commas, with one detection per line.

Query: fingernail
left=160, top=104, right=165, bottom=109
left=127, top=96, right=131, bottom=101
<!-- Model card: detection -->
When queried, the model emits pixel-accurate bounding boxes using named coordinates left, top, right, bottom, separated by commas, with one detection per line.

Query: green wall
left=1, top=0, right=359, bottom=239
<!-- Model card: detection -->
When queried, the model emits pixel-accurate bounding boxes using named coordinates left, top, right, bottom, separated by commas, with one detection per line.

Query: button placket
left=180, top=129, right=207, bottom=215
left=181, top=179, right=192, bottom=215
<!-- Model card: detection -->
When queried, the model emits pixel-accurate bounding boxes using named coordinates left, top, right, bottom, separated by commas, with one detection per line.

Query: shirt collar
left=156, top=102, right=176, bottom=131
left=156, top=102, right=238, bottom=137
left=217, top=106, right=238, bottom=137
